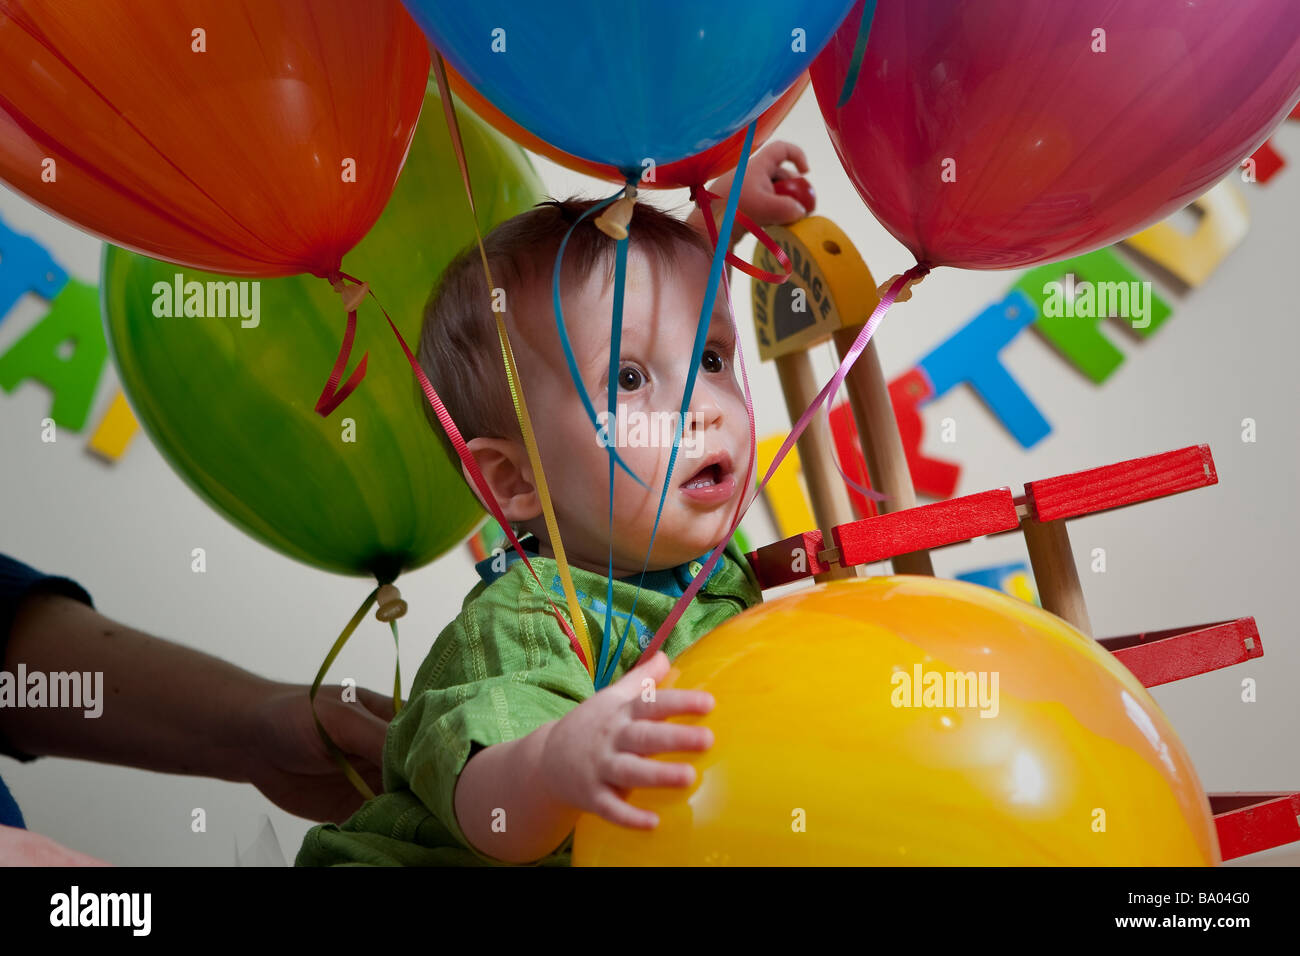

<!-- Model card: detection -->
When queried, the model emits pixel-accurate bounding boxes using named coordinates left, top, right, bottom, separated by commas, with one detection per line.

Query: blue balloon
left=405, top=0, right=855, bottom=176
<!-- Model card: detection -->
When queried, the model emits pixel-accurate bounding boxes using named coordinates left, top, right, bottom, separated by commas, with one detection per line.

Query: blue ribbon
left=551, top=189, right=649, bottom=489
left=596, top=224, right=633, bottom=683
left=837, top=0, right=878, bottom=108
left=595, top=121, right=757, bottom=688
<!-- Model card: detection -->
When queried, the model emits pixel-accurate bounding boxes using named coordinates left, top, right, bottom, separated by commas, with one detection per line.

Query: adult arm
left=3, top=583, right=394, bottom=822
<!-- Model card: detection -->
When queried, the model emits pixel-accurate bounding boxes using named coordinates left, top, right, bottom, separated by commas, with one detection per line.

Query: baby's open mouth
left=681, top=462, right=725, bottom=489
left=678, top=452, right=734, bottom=497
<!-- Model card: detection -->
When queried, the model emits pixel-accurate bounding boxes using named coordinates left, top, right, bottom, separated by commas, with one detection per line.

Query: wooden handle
left=774, top=350, right=858, bottom=581
left=1021, top=516, right=1092, bottom=636
left=833, top=327, right=934, bottom=576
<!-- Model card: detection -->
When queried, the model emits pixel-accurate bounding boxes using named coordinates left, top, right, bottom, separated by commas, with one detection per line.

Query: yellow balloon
left=574, top=576, right=1219, bottom=866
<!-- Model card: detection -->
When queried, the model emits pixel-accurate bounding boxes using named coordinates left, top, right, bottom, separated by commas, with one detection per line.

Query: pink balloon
left=811, top=0, right=1300, bottom=269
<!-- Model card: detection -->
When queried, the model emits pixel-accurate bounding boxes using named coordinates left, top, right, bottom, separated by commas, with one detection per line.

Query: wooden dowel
left=833, top=326, right=935, bottom=576
left=1021, top=516, right=1092, bottom=636
left=774, top=350, right=858, bottom=581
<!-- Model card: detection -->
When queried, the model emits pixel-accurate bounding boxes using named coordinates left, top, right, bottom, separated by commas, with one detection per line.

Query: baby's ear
left=463, top=436, right=540, bottom=522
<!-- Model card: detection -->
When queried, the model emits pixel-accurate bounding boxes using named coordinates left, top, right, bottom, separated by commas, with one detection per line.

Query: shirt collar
left=474, top=534, right=724, bottom=598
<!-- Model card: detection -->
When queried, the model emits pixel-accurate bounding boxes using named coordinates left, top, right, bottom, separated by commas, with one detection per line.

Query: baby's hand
left=730, top=140, right=813, bottom=226
left=691, top=140, right=812, bottom=247
left=539, top=651, right=714, bottom=829
left=712, top=139, right=811, bottom=223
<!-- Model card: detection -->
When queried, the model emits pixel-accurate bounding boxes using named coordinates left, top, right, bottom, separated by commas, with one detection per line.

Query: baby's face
left=517, top=243, right=752, bottom=574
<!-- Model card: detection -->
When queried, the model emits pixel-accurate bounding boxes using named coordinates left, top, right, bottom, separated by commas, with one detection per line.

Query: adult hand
left=241, top=682, right=396, bottom=822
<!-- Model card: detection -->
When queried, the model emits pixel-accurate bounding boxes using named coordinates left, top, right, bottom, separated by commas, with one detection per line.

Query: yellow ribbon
left=431, top=53, right=596, bottom=678
left=310, top=584, right=406, bottom=801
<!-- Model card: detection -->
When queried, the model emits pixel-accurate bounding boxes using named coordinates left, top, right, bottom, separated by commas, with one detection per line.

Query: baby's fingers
left=592, top=788, right=659, bottom=830
left=616, top=719, right=713, bottom=756
left=608, top=650, right=671, bottom=704
left=761, top=141, right=810, bottom=176
left=601, top=751, right=696, bottom=791
left=630, top=688, right=714, bottom=721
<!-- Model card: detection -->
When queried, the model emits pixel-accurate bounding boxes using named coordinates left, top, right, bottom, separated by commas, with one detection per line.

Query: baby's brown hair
left=416, top=196, right=714, bottom=480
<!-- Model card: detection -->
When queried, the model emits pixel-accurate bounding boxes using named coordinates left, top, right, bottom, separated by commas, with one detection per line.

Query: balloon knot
left=329, top=274, right=369, bottom=312
left=595, top=184, right=637, bottom=240
left=375, top=583, right=408, bottom=622
left=879, top=267, right=928, bottom=304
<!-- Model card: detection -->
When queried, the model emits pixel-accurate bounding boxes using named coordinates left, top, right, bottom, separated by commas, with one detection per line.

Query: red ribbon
left=313, top=269, right=591, bottom=671
left=305, top=175, right=796, bottom=671
left=689, top=184, right=793, bottom=284
left=314, top=271, right=369, bottom=417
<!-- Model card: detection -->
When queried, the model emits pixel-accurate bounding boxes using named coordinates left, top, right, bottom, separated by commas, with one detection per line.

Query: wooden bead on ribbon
left=330, top=274, right=369, bottom=311
left=374, top=583, right=408, bottom=622
left=595, top=184, right=638, bottom=239
left=876, top=270, right=927, bottom=303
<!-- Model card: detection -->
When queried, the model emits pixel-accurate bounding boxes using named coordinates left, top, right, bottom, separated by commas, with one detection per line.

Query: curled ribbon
left=689, top=184, right=793, bottom=284
left=314, top=272, right=370, bottom=417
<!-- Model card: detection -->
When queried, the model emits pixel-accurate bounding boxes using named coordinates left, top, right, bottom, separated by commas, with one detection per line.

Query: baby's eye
left=702, top=349, right=727, bottom=374
left=617, top=365, right=645, bottom=391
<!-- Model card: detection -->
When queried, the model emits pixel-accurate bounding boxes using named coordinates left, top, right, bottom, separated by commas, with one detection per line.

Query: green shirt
left=296, top=536, right=762, bottom=867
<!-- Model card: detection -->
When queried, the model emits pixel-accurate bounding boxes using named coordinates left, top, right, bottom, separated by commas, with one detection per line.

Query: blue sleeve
left=0, top=773, right=25, bottom=829
left=0, top=554, right=95, bottom=764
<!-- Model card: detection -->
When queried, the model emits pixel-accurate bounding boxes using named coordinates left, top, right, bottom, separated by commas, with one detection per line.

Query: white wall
left=2, top=88, right=1297, bottom=865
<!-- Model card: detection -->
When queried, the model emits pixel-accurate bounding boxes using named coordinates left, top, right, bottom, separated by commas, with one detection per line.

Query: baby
left=297, top=143, right=811, bottom=866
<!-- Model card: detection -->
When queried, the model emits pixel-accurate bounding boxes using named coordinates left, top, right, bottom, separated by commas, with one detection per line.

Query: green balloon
left=102, top=84, right=544, bottom=581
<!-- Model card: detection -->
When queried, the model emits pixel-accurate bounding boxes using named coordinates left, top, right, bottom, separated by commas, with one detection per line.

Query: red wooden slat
left=1024, top=444, right=1217, bottom=522
left=1212, top=792, right=1300, bottom=861
left=1100, top=619, right=1261, bottom=687
left=1210, top=792, right=1297, bottom=815
left=832, top=488, right=1020, bottom=567
left=744, top=530, right=827, bottom=589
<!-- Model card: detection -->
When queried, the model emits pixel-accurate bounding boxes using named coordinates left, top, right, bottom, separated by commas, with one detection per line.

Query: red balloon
left=0, top=0, right=429, bottom=278
left=811, top=0, right=1300, bottom=270
left=448, top=65, right=810, bottom=189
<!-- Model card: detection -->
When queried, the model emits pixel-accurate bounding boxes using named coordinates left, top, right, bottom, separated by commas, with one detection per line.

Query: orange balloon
left=0, top=0, right=429, bottom=277
left=447, top=65, right=810, bottom=189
